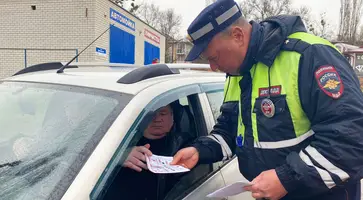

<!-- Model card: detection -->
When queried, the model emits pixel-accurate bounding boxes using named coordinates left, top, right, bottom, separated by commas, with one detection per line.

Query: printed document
left=206, top=180, right=253, bottom=198
left=145, top=154, right=190, bottom=174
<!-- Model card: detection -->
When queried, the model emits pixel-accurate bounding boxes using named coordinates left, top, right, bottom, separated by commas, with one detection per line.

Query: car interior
left=163, top=94, right=215, bottom=200
left=100, top=94, right=218, bottom=200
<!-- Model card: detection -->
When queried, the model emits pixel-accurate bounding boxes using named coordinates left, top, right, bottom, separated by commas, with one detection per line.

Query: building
left=168, top=38, right=208, bottom=65
left=0, top=0, right=166, bottom=78
left=333, top=42, right=363, bottom=90
left=167, top=38, right=193, bottom=63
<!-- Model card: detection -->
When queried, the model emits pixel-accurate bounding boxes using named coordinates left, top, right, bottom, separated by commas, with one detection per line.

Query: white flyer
left=145, top=154, right=190, bottom=174
left=206, top=180, right=253, bottom=198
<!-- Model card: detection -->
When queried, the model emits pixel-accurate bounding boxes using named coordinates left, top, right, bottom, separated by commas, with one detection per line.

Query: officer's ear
left=230, top=26, right=245, bottom=47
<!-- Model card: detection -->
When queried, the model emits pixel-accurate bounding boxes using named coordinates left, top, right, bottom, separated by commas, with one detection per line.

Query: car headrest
left=170, top=101, right=196, bottom=134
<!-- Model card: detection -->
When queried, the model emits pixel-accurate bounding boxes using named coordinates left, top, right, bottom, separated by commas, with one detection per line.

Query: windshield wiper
left=0, top=160, right=21, bottom=168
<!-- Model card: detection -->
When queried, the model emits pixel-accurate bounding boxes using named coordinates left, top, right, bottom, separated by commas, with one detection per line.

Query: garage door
left=144, top=42, right=160, bottom=65
left=109, top=25, right=135, bottom=64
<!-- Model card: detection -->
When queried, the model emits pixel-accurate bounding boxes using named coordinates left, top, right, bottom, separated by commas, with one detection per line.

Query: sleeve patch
left=314, top=65, right=344, bottom=99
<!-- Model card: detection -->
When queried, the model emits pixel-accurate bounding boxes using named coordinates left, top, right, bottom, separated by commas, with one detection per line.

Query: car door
left=197, top=84, right=254, bottom=200
left=170, top=83, right=227, bottom=200
left=219, top=158, right=254, bottom=200
left=162, top=93, right=226, bottom=200
left=89, top=83, right=224, bottom=200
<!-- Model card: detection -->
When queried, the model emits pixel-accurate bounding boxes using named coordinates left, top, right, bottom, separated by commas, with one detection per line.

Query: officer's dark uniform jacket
left=191, top=15, right=363, bottom=200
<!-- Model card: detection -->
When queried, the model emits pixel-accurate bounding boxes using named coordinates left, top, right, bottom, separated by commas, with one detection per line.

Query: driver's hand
left=170, top=147, right=199, bottom=169
left=123, top=144, right=152, bottom=172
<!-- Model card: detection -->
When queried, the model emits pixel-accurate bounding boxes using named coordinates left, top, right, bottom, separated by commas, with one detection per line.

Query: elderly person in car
left=104, top=101, right=195, bottom=200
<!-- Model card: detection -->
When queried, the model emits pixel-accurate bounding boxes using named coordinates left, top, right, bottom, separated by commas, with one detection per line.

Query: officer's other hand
left=123, top=144, right=152, bottom=172
left=244, top=169, right=287, bottom=200
left=170, top=147, right=199, bottom=169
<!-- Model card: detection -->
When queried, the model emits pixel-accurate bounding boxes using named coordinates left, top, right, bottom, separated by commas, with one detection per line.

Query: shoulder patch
left=314, top=65, right=344, bottom=99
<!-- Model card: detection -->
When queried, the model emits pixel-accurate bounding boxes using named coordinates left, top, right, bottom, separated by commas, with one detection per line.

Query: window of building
left=177, top=43, right=186, bottom=54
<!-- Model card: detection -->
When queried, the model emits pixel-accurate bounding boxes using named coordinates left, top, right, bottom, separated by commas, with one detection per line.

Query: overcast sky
left=135, top=0, right=347, bottom=36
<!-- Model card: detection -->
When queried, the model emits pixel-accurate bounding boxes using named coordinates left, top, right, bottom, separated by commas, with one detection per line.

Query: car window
left=206, top=90, right=224, bottom=122
left=92, top=84, right=217, bottom=200
left=162, top=93, right=225, bottom=200
left=0, top=81, right=132, bottom=200
left=179, top=96, right=189, bottom=106
left=98, top=96, right=203, bottom=200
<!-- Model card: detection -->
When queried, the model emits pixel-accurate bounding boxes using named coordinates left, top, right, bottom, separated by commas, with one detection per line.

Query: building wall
left=95, top=0, right=165, bottom=65
left=0, top=0, right=165, bottom=78
left=168, top=41, right=193, bottom=63
left=0, top=0, right=96, bottom=78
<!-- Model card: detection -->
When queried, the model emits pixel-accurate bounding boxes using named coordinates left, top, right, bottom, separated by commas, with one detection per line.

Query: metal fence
left=0, top=48, right=78, bottom=78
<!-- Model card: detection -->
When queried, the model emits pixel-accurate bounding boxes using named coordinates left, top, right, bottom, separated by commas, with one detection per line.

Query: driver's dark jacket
left=103, top=131, right=195, bottom=200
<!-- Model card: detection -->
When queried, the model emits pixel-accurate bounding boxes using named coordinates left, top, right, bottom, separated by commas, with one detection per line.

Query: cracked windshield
left=0, top=0, right=363, bottom=200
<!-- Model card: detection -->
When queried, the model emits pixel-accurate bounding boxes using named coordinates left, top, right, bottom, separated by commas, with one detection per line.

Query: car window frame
left=205, top=90, right=225, bottom=122
left=203, top=87, right=238, bottom=168
left=163, top=82, right=228, bottom=200
left=90, top=83, right=205, bottom=200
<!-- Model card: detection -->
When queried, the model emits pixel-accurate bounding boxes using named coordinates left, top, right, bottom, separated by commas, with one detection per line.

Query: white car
left=0, top=62, right=253, bottom=200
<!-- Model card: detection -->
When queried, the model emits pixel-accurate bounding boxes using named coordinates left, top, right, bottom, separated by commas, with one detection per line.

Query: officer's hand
left=122, top=144, right=152, bottom=172
left=244, top=169, right=287, bottom=200
left=170, top=147, right=199, bottom=169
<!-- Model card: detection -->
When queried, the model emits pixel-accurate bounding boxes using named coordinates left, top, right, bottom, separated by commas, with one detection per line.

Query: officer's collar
left=239, top=21, right=264, bottom=75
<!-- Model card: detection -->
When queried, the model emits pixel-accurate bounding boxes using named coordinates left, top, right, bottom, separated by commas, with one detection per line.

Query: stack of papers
left=206, top=181, right=253, bottom=198
left=145, top=154, right=190, bottom=174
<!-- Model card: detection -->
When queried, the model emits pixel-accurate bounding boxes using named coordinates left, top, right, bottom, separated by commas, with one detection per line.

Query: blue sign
left=110, top=8, right=135, bottom=31
left=96, top=47, right=106, bottom=55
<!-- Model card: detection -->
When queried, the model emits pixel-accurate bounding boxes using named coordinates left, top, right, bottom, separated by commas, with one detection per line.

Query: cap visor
left=185, top=37, right=212, bottom=62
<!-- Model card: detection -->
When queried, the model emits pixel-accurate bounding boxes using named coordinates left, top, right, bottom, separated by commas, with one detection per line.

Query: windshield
left=0, top=81, right=132, bottom=200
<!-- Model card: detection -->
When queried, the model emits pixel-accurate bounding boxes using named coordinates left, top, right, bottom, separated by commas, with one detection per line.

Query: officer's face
left=202, top=26, right=248, bottom=75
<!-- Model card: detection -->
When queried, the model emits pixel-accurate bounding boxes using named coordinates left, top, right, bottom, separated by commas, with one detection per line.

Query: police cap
left=185, top=0, right=242, bottom=61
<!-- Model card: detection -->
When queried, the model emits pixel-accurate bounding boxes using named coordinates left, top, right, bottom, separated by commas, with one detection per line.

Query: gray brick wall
left=94, top=0, right=110, bottom=62
left=26, top=49, right=78, bottom=67
left=0, top=0, right=165, bottom=78
left=0, top=49, right=24, bottom=78
left=0, top=0, right=96, bottom=78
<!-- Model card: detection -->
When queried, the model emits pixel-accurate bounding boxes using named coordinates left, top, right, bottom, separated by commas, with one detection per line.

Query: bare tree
left=291, top=6, right=314, bottom=30
left=319, top=13, right=335, bottom=40
left=159, top=9, right=182, bottom=63
left=135, top=3, right=161, bottom=28
left=159, top=9, right=183, bottom=40
left=338, top=0, right=363, bottom=44
left=111, top=0, right=140, bottom=14
left=239, top=0, right=292, bottom=22
left=134, top=3, right=182, bottom=63
left=306, top=12, right=335, bottom=40
left=237, top=0, right=333, bottom=37
left=135, top=3, right=182, bottom=39
left=357, top=25, right=363, bottom=45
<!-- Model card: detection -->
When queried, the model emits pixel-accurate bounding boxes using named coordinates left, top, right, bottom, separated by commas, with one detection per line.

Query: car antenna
left=57, top=24, right=114, bottom=74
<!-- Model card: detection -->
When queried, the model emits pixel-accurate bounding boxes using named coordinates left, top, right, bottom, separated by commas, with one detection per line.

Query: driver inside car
left=104, top=101, right=196, bottom=200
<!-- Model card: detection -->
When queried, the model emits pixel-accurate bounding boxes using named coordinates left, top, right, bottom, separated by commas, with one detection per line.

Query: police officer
left=170, top=0, right=363, bottom=199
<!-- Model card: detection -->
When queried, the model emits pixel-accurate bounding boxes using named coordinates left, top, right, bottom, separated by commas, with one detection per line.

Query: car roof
left=4, top=63, right=226, bottom=95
